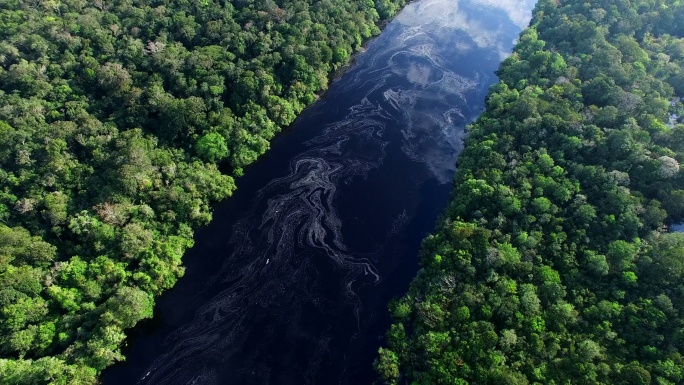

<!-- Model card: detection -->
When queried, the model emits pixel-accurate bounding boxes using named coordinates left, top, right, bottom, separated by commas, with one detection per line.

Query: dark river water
left=102, top=0, right=535, bottom=384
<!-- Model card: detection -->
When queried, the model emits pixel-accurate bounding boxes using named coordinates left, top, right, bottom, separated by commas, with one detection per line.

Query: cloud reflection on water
left=396, top=0, right=536, bottom=59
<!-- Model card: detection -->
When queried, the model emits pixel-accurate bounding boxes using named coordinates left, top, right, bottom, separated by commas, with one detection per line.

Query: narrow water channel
left=101, top=0, right=535, bottom=383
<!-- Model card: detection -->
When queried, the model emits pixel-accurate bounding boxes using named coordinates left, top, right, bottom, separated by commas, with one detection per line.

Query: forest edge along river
left=101, top=0, right=536, bottom=384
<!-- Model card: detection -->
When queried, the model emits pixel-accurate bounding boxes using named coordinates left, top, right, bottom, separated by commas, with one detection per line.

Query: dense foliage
left=0, top=0, right=406, bottom=383
left=377, top=0, right=684, bottom=384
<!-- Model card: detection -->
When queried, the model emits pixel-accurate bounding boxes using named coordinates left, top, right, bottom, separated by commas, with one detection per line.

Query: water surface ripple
left=102, top=0, right=535, bottom=383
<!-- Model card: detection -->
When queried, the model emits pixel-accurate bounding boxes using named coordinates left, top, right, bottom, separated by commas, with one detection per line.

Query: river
left=101, top=0, right=535, bottom=383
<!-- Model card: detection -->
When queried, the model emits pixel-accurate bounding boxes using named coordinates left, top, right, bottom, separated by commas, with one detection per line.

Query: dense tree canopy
left=0, top=0, right=406, bottom=383
left=377, top=0, right=684, bottom=384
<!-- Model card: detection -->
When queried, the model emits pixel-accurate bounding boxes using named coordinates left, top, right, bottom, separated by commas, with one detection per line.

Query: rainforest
left=376, top=0, right=684, bottom=384
left=0, top=0, right=407, bottom=382
left=3, top=0, right=684, bottom=384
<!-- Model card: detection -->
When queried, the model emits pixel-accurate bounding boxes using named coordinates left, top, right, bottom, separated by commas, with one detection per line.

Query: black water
left=101, top=0, right=535, bottom=384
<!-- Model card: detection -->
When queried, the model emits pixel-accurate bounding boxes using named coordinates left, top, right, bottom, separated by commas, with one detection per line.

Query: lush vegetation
left=377, top=0, right=684, bottom=384
left=0, top=0, right=407, bottom=383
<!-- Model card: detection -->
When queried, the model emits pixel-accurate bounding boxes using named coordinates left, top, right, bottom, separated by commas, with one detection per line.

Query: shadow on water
left=101, top=0, right=536, bottom=384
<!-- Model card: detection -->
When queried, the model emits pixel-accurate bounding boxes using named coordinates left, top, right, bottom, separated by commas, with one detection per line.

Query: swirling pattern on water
left=103, top=0, right=535, bottom=384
